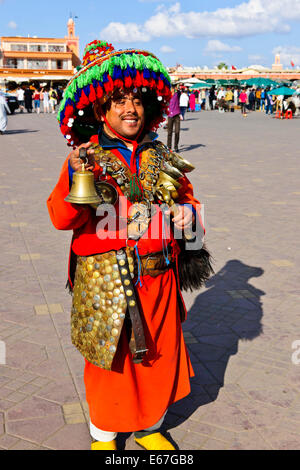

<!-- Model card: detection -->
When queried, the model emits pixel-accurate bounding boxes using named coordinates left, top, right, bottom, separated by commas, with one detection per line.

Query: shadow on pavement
left=180, top=143, right=206, bottom=152
left=164, top=259, right=265, bottom=432
left=5, top=129, right=39, bottom=134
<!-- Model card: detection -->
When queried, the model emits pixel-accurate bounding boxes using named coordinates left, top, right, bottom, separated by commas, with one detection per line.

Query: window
left=5, top=59, right=24, bottom=69
left=48, top=45, right=65, bottom=52
left=10, top=44, right=28, bottom=52
left=27, top=59, right=48, bottom=69
left=29, top=44, right=47, bottom=52
left=51, top=59, right=68, bottom=70
left=5, top=59, right=17, bottom=69
left=17, top=59, right=24, bottom=69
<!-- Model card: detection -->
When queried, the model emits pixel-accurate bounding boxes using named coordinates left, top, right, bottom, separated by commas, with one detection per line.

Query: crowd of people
left=166, top=83, right=300, bottom=152
left=171, top=84, right=300, bottom=117
left=14, top=86, right=64, bottom=114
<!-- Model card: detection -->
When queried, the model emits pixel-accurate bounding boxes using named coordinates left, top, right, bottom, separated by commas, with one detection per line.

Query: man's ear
left=93, top=100, right=104, bottom=122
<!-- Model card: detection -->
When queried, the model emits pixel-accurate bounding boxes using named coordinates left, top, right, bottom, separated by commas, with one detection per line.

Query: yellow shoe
left=91, top=439, right=117, bottom=450
left=134, top=432, right=175, bottom=450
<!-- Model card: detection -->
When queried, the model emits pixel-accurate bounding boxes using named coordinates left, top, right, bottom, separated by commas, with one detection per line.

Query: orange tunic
left=47, top=139, right=203, bottom=431
left=84, top=270, right=193, bottom=432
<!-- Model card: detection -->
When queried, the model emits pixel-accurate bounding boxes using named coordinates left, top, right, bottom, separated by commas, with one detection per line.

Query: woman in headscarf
left=0, top=91, right=10, bottom=135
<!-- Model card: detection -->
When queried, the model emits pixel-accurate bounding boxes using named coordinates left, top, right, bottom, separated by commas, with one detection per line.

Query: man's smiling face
left=102, top=89, right=145, bottom=140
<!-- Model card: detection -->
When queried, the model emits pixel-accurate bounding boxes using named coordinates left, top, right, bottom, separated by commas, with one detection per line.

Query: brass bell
left=65, top=166, right=102, bottom=205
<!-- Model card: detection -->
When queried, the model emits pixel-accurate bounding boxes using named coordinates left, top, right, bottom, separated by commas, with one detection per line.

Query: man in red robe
left=47, top=40, right=210, bottom=450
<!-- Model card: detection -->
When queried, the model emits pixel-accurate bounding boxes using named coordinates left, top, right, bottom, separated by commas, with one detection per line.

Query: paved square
left=0, top=110, right=299, bottom=450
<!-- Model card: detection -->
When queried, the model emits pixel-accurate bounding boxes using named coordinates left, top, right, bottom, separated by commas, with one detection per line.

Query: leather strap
left=116, top=249, right=148, bottom=364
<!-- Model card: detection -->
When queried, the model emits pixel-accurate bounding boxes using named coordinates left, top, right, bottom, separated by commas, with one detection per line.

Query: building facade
left=0, top=18, right=80, bottom=86
left=169, top=55, right=300, bottom=83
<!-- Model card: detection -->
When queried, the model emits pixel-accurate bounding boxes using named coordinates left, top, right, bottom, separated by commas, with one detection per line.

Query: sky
left=1, top=0, right=300, bottom=69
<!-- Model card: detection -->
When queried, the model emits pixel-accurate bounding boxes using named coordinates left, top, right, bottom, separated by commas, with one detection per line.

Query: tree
left=217, top=62, right=228, bottom=70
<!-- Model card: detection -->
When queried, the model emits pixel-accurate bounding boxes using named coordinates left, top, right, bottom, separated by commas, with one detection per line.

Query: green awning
left=241, top=77, right=279, bottom=87
left=267, top=86, right=296, bottom=96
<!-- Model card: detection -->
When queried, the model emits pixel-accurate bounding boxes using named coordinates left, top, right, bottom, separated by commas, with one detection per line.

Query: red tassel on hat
left=64, top=104, right=74, bottom=118
left=113, top=79, right=124, bottom=89
left=135, top=71, right=143, bottom=88
left=77, top=90, right=90, bottom=109
left=124, top=76, right=133, bottom=88
left=96, top=86, right=104, bottom=99
left=104, top=75, right=114, bottom=93
left=89, top=85, right=97, bottom=102
left=60, top=125, right=69, bottom=135
left=148, top=78, right=156, bottom=89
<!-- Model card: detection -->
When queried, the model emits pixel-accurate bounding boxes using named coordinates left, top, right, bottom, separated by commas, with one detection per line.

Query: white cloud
left=273, top=46, right=300, bottom=66
left=100, top=22, right=151, bottom=43
left=160, top=45, right=175, bottom=53
left=8, top=21, right=17, bottom=29
left=100, top=0, right=300, bottom=43
left=205, top=40, right=242, bottom=53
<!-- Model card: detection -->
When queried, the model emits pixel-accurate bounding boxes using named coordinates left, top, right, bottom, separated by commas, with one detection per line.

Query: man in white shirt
left=217, top=87, right=226, bottom=100
left=179, top=90, right=189, bottom=120
left=16, top=87, right=25, bottom=113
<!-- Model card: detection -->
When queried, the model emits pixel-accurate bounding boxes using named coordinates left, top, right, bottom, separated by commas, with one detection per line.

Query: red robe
left=47, top=137, right=203, bottom=432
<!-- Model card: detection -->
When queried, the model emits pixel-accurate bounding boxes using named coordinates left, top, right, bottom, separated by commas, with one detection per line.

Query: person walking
left=16, top=87, right=25, bottom=113
left=179, top=89, right=189, bottom=120
left=239, top=89, right=248, bottom=116
left=167, top=86, right=181, bottom=152
left=49, top=88, right=57, bottom=113
left=47, top=39, right=212, bottom=451
left=209, top=86, right=216, bottom=110
left=248, top=89, right=255, bottom=111
left=0, top=91, right=10, bottom=135
left=233, top=88, right=239, bottom=107
left=33, top=89, right=41, bottom=114
left=225, top=88, right=233, bottom=111
left=24, top=86, right=33, bottom=113
left=265, top=93, right=273, bottom=115
left=205, top=88, right=211, bottom=110
left=189, top=91, right=196, bottom=112
left=260, top=89, right=266, bottom=111
left=255, top=88, right=261, bottom=110
left=200, top=88, right=206, bottom=109
left=42, top=89, right=50, bottom=113
left=194, top=89, right=199, bottom=104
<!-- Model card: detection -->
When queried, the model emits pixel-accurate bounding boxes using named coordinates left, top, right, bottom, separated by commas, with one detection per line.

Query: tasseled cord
left=134, top=244, right=143, bottom=288
left=162, top=210, right=170, bottom=267
left=130, top=174, right=144, bottom=202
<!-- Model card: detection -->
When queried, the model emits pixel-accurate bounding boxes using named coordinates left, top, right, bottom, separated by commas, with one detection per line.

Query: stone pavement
left=0, top=109, right=299, bottom=450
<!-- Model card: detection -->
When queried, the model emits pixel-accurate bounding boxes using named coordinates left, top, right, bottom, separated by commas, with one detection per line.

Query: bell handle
left=79, top=148, right=88, bottom=172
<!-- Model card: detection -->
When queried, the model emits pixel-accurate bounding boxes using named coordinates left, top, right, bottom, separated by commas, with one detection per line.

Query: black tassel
left=178, top=243, right=214, bottom=292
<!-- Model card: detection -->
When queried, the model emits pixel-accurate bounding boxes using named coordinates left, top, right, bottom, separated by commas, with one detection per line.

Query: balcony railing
left=2, top=64, right=24, bottom=69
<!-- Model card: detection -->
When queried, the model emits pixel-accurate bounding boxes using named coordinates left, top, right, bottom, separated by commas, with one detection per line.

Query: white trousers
left=90, top=412, right=167, bottom=442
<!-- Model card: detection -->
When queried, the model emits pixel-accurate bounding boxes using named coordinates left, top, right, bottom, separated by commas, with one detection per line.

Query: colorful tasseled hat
left=58, top=40, right=172, bottom=147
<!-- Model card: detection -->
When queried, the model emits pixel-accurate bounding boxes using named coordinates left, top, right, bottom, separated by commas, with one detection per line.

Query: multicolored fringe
left=58, top=49, right=172, bottom=147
